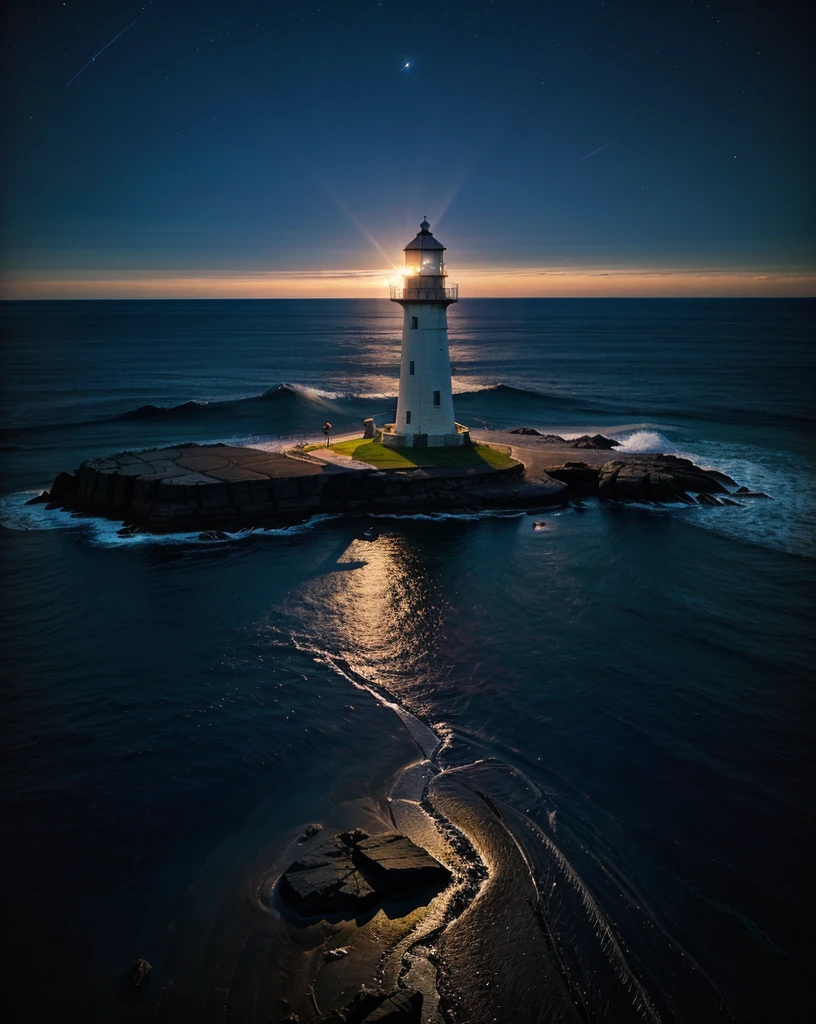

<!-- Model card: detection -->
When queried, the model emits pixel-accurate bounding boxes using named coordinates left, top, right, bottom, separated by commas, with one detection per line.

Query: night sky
left=2, top=0, right=813, bottom=297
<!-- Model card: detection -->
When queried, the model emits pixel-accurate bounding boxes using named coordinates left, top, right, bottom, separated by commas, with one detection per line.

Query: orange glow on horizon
left=2, top=265, right=814, bottom=299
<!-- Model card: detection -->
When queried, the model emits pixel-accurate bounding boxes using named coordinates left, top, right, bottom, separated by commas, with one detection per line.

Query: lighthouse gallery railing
left=389, top=285, right=459, bottom=301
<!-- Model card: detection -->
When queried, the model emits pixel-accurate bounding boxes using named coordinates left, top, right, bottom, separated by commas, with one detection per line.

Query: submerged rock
left=121, top=954, right=151, bottom=995
left=199, top=529, right=229, bottom=541
left=696, top=492, right=723, bottom=506
left=25, top=491, right=50, bottom=505
left=338, top=827, right=370, bottom=844
left=280, top=830, right=450, bottom=917
left=298, top=822, right=323, bottom=843
left=734, top=487, right=772, bottom=498
left=322, top=946, right=349, bottom=962
left=133, top=958, right=152, bottom=982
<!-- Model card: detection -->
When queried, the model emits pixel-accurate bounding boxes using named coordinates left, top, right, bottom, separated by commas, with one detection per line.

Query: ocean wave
left=258, top=382, right=349, bottom=402
left=611, top=430, right=680, bottom=453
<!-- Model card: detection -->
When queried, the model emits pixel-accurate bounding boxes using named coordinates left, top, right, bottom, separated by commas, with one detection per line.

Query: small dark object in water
left=131, top=958, right=152, bottom=989
left=118, top=524, right=140, bottom=537
left=533, top=521, right=547, bottom=530
left=362, top=526, right=379, bottom=540
left=733, top=488, right=771, bottom=499
left=199, top=529, right=229, bottom=541
left=25, top=491, right=50, bottom=505
left=322, top=946, right=349, bottom=962
left=298, top=823, right=323, bottom=843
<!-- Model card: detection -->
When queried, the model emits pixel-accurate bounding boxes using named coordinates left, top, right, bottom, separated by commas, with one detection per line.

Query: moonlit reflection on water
left=288, top=535, right=439, bottom=687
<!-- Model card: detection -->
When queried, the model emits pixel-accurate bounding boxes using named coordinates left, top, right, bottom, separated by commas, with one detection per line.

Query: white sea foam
left=369, top=510, right=526, bottom=523
left=612, top=429, right=679, bottom=453
left=679, top=441, right=815, bottom=559
left=283, top=382, right=348, bottom=401
left=0, top=491, right=340, bottom=548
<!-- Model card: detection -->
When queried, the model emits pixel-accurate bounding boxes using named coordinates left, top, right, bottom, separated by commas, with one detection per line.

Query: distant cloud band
left=3, top=264, right=814, bottom=299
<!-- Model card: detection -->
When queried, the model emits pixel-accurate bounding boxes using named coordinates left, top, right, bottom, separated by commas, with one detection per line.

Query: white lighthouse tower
left=380, top=219, right=469, bottom=449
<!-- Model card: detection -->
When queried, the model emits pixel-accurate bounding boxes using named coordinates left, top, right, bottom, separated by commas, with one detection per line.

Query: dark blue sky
left=2, top=0, right=813, bottom=295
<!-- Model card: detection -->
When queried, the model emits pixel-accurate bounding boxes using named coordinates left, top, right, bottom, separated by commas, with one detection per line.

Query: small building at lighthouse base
left=378, top=422, right=471, bottom=449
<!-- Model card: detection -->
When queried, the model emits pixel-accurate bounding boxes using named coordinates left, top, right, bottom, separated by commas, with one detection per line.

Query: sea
left=1, top=298, right=813, bottom=1022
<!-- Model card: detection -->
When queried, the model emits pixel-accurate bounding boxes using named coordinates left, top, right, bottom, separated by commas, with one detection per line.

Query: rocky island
left=31, top=430, right=767, bottom=534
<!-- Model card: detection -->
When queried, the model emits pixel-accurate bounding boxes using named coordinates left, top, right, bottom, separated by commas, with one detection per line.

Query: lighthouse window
left=406, top=410, right=412, bottom=424
left=433, top=390, right=441, bottom=407
left=409, top=360, right=415, bottom=375
left=410, top=316, right=418, bottom=330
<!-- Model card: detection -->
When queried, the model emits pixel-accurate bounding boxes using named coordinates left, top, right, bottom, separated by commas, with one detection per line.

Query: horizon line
left=2, top=265, right=814, bottom=300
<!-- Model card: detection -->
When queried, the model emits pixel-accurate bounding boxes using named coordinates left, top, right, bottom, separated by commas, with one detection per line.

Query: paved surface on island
left=470, top=430, right=633, bottom=479
left=86, top=444, right=346, bottom=484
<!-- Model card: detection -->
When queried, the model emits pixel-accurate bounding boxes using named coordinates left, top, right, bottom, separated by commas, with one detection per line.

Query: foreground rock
left=280, top=830, right=450, bottom=917
left=319, top=986, right=422, bottom=1024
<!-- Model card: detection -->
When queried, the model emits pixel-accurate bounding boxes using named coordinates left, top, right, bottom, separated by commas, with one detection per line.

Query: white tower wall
left=394, top=303, right=457, bottom=444
left=382, top=219, right=469, bottom=449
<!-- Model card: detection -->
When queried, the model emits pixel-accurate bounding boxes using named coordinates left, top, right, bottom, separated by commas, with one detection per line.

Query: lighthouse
left=381, top=220, right=469, bottom=448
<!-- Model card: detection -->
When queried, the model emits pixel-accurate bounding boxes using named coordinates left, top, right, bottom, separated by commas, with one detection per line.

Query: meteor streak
left=581, top=139, right=619, bottom=160
left=63, top=11, right=145, bottom=90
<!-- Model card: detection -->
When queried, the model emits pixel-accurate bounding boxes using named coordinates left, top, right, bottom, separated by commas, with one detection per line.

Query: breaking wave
left=612, top=430, right=680, bottom=453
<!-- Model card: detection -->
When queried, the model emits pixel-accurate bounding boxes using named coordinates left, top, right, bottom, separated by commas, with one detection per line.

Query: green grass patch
left=329, top=437, right=517, bottom=470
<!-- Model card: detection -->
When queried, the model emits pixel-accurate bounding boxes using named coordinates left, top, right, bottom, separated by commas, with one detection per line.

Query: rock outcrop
left=279, top=830, right=450, bottom=917
left=596, top=455, right=736, bottom=502
left=506, top=430, right=622, bottom=449
left=569, top=434, right=621, bottom=450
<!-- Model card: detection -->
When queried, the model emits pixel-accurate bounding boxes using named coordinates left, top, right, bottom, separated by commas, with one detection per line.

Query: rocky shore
left=31, top=431, right=766, bottom=534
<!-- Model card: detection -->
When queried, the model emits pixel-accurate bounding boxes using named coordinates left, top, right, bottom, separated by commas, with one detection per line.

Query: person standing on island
left=322, top=422, right=332, bottom=447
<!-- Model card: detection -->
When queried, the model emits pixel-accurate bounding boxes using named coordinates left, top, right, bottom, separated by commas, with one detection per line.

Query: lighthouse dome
left=404, top=220, right=445, bottom=251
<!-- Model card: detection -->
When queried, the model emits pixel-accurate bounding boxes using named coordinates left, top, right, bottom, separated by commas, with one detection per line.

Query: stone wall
left=49, top=458, right=524, bottom=531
